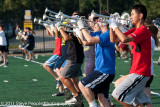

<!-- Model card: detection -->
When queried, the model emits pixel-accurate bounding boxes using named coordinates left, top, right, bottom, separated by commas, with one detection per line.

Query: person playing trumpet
left=77, top=11, right=115, bottom=107
left=110, top=4, right=151, bottom=107
left=55, top=11, right=84, bottom=107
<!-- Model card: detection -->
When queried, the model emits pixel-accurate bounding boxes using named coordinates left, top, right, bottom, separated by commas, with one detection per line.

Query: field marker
left=24, top=65, right=28, bottom=67
left=4, top=80, right=9, bottom=82
left=32, top=79, right=38, bottom=82
left=13, top=56, right=43, bottom=65
left=124, top=61, right=128, bottom=63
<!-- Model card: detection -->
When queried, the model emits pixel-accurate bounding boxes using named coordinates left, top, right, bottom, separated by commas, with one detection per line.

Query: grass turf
left=0, top=51, right=160, bottom=107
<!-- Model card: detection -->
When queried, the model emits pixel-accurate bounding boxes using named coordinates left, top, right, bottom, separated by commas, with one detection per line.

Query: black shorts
left=81, top=70, right=115, bottom=99
left=27, top=45, right=35, bottom=51
left=145, top=75, right=154, bottom=87
left=0, top=46, right=7, bottom=53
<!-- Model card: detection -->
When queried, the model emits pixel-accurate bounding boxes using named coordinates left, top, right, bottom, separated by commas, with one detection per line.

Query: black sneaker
left=157, top=61, right=160, bottom=65
left=52, top=91, right=64, bottom=97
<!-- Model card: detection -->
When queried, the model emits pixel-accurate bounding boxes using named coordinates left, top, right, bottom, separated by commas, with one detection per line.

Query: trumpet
left=91, top=10, right=131, bottom=22
left=44, top=8, right=97, bottom=26
left=34, top=17, right=40, bottom=24
left=45, top=8, right=58, bottom=15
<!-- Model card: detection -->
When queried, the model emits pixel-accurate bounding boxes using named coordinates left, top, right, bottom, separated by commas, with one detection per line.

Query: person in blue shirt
left=77, top=12, right=115, bottom=107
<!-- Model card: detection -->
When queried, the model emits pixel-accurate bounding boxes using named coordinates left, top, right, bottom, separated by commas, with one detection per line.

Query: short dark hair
left=132, top=4, right=147, bottom=20
left=72, top=11, right=82, bottom=16
left=25, top=27, right=31, bottom=31
left=101, top=10, right=110, bottom=16
left=0, top=24, right=4, bottom=30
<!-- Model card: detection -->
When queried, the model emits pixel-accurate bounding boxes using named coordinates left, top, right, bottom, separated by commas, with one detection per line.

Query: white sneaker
left=65, top=96, right=77, bottom=104
left=4, top=64, right=7, bottom=68
left=35, top=54, right=39, bottom=59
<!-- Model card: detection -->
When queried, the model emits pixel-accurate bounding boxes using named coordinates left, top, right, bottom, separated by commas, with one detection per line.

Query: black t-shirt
left=27, top=33, right=35, bottom=47
left=67, top=33, right=84, bottom=63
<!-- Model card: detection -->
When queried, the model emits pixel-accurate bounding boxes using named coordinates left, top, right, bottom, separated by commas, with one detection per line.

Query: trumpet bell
left=121, top=12, right=130, bottom=25
left=38, top=19, right=43, bottom=24
left=45, top=7, right=49, bottom=13
left=34, top=17, right=39, bottom=23
left=43, top=14, right=47, bottom=20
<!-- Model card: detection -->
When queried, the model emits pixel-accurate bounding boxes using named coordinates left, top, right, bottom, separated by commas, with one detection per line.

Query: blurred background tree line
left=0, top=0, right=159, bottom=25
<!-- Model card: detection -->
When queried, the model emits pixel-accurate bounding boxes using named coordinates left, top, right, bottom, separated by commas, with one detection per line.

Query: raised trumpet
left=91, top=10, right=131, bottom=22
left=34, top=17, right=39, bottom=24
left=45, top=7, right=58, bottom=15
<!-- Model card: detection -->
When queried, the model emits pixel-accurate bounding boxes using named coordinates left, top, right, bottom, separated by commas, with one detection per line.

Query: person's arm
left=46, top=27, right=54, bottom=36
left=114, top=27, right=134, bottom=43
left=53, top=27, right=60, bottom=39
left=59, top=28, right=73, bottom=41
left=79, top=31, right=94, bottom=46
left=110, top=28, right=121, bottom=43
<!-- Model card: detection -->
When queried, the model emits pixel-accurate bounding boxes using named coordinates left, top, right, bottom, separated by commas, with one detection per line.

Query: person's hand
left=55, top=22, right=62, bottom=31
left=49, top=24, right=55, bottom=31
left=43, top=23, right=49, bottom=28
left=77, top=20, right=85, bottom=30
left=75, top=28, right=80, bottom=38
left=109, top=14, right=118, bottom=31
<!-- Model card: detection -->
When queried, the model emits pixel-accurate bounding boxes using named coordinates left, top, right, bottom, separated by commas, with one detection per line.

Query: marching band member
left=56, top=11, right=84, bottom=107
left=110, top=4, right=151, bottom=107
left=77, top=11, right=115, bottom=107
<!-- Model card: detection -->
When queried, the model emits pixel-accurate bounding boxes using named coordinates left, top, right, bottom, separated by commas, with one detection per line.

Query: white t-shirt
left=0, top=30, right=7, bottom=46
left=151, top=36, right=155, bottom=75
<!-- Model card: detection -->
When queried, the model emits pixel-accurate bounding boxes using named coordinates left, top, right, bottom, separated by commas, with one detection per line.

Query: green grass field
left=0, top=51, right=160, bottom=107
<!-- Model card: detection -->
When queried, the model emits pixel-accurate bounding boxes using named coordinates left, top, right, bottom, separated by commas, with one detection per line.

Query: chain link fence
left=6, top=24, right=55, bottom=54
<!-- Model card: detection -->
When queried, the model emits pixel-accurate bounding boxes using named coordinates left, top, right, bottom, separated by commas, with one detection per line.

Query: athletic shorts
left=112, top=73, right=151, bottom=106
left=0, top=46, right=7, bottom=53
left=45, top=54, right=63, bottom=70
left=145, top=75, right=154, bottom=87
left=57, top=56, right=67, bottom=69
left=27, top=45, right=34, bottom=51
left=61, top=60, right=66, bottom=68
left=81, top=70, right=115, bottom=99
left=61, top=60, right=82, bottom=78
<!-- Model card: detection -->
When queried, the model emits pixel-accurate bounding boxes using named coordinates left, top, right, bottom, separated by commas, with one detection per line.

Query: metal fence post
left=43, top=27, right=45, bottom=51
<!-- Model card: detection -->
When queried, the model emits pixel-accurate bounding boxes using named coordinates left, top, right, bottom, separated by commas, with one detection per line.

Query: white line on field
left=151, top=91, right=160, bottom=96
left=13, top=56, right=43, bottom=65
left=153, top=61, right=158, bottom=64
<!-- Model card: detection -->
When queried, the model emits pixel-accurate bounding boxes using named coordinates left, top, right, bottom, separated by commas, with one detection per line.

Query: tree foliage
left=0, top=0, right=159, bottom=23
